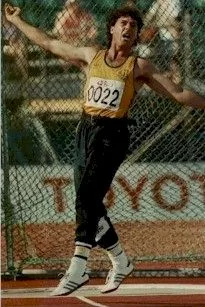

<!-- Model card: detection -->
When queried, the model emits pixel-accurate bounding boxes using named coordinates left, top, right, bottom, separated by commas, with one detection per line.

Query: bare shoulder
left=83, top=44, right=101, bottom=64
left=136, top=57, right=156, bottom=76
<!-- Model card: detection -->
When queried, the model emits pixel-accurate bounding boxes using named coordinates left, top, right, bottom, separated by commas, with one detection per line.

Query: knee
left=95, top=216, right=118, bottom=249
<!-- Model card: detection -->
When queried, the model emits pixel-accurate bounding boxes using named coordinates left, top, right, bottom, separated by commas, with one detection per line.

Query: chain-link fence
left=2, top=0, right=205, bottom=277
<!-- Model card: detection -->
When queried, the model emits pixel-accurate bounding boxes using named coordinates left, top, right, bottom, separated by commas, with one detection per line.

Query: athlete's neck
left=107, top=43, right=133, bottom=61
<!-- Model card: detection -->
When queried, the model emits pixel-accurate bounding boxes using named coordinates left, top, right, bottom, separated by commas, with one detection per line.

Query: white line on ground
left=2, top=284, right=205, bottom=298
left=76, top=296, right=108, bottom=307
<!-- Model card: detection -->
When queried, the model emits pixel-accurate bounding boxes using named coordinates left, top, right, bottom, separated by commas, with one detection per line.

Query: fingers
left=5, top=3, right=19, bottom=12
left=5, top=3, right=14, bottom=10
left=5, top=3, right=21, bottom=16
left=5, top=3, right=14, bottom=14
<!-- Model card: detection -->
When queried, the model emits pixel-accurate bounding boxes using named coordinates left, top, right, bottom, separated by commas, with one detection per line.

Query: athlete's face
left=110, top=16, right=138, bottom=47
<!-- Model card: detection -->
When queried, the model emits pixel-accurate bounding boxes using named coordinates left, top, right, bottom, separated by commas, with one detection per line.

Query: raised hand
left=5, top=3, right=21, bottom=23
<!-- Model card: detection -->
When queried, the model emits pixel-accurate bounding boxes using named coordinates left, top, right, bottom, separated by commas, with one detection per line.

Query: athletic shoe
left=51, top=272, right=89, bottom=296
left=101, top=261, right=133, bottom=293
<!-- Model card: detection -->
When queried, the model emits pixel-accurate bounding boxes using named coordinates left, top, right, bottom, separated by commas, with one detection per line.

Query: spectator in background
left=2, top=13, right=28, bottom=117
left=2, top=14, right=28, bottom=80
left=124, top=0, right=136, bottom=7
left=3, top=15, right=56, bottom=165
left=142, top=0, right=182, bottom=83
left=53, top=0, right=97, bottom=47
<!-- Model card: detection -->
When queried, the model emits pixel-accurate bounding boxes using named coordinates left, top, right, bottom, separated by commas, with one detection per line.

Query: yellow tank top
left=83, top=50, right=136, bottom=118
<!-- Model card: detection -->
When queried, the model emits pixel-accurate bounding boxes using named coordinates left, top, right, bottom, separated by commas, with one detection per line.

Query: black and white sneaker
left=51, top=272, right=89, bottom=296
left=101, top=261, right=133, bottom=293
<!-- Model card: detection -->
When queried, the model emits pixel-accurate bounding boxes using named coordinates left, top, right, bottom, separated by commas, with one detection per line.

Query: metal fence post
left=2, top=89, right=16, bottom=277
left=181, top=0, right=192, bottom=83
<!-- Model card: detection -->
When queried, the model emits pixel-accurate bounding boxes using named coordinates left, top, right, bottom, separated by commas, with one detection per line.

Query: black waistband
left=81, top=111, right=136, bottom=126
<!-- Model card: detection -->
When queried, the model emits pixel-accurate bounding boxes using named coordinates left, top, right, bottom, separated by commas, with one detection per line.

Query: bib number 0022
left=88, top=86, right=119, bottom=107
left=85, top=77, right=124, bottom=110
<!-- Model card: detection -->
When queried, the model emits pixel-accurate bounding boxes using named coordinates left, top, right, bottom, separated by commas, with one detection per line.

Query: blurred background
left=2, top=0, right=205, bottom=165
left=1, top=0, right=205, bottom=277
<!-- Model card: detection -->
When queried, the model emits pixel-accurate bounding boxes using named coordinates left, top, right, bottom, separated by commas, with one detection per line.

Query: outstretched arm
left=4, top=3, right=97, bottom=67
left=138, top=58, right=205, bottom=110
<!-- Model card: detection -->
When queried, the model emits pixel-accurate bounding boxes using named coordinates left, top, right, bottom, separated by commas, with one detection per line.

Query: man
left=143, top=0, right=182, bottom=83
left=2, top=14, right=28, bottom=79
left=5, top=3, right=205, bottom=296
left=52, top=0, right=97, bottom=46
left=52, top=0, right=97, bottom=69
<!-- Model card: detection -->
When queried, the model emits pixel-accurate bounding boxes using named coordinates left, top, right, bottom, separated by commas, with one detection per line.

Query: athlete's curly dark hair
left=106, top=6, right=144, bottom=47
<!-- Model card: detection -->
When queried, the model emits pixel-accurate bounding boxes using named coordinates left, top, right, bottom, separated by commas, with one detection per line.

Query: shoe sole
left=51, top=278, right=89, bottom=296
left=101, top=265, right=134, bottom=294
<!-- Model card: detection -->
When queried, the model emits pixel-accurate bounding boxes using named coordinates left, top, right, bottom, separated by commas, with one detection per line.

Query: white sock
left=106, top=242, right=128, bottom=268
left=67, top=242, right=91, bottom=275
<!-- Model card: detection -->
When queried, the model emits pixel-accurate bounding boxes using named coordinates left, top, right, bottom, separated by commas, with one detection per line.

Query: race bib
left=85, top=77, right=125, bottom=110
